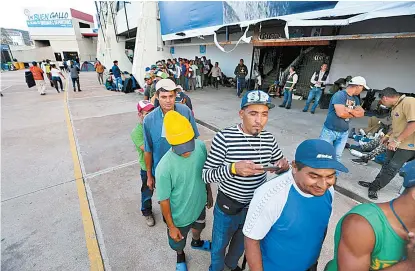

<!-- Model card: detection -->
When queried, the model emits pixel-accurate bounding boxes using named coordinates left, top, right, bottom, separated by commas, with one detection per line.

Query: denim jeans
left=71, top=77, right=80, bottom=90
left=304, top=87, right=323, bottom=112
left=140, top=169, right=153, bottom=216
left=185, top=77, right=189, bottom=91
left=236, top=77, right=245, bottom=96
left=209, top=203, right=248, bottom=271
left=282, top=89, right=293, bottom=107
left=115, top=77, right=123, bottom=91
left=319, top=126, right=349, bottom=162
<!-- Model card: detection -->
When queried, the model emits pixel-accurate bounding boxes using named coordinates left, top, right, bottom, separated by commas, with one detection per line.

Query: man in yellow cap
left=156, top=111, right=213, bottom=271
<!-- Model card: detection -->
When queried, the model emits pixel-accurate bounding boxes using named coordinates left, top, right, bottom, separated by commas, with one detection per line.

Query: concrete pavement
left=188, top=86, right=403, bottom=203
left=2, top=70, right=359, bottom=271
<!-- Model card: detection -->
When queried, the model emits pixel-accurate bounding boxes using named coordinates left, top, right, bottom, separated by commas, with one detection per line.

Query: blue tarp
left=158, top=1, right=337, bottom=35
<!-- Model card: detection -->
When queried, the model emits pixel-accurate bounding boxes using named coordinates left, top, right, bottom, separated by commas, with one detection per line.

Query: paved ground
left=189, top=86, right=403, bottom=203
left=2, top=70, right=364, bottom=271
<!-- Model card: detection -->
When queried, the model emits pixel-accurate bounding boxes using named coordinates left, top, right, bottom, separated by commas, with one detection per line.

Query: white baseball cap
left=156, top=79, right=178, bottom=92
left=349, top=76, right=370, bottom=90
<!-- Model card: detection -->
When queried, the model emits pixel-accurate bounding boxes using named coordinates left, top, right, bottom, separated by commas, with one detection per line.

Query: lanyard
left=389, top=199, right=409, bottom=233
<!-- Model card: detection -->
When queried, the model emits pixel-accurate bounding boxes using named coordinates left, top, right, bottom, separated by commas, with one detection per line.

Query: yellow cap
left=164, top=111, right=195, bottom=146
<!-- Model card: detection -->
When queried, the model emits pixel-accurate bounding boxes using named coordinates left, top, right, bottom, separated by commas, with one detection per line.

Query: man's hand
left=235, top=161, right=264, bottom=177
left=274, top=158, right=289, bottom=173
left=406, top=232, right=415, bottom=264
left=147, top=175, right=155, bottom=190
left=387, top=138, right=399, bottom=151
left=381, top=136, right=389, bottom=145
left=169, top=226, right=184, bottom=243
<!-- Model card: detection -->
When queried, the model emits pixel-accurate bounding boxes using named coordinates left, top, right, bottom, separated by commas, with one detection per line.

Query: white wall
left=172, top=43, right=253, bottom=78
left=115, top=2, right=141, bottom=34
left=11, top=46, right=55, bottom=62
left=330, top=39, right=415, bottom=94
left=131, top=1, right=172, bottom=87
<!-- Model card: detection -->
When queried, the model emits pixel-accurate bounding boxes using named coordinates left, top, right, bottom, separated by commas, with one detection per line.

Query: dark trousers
left=213, top=77, right=219, bottom=89
left=97, top=73, right=104, bottom=84
left=236, top=77, right=245, bottom=96
left=180, top=76, right=186, bottom=90
left=52, top=77, right=63, bottom=92
left=203, top=74, right=209, bottom=86
left=140, top=170, right=153, bottom=216
left=370, top=149, right=415, bottom=191
left=71, top=77, right=81, bottom=91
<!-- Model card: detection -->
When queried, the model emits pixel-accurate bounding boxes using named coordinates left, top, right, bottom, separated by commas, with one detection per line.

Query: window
left=79, top=22, right=91, bottom=29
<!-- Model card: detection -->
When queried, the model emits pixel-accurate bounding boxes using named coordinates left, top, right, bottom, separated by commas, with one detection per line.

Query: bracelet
left=393, top=139, right=401, bottom=145
left=231, top=163, right=237, bottom=175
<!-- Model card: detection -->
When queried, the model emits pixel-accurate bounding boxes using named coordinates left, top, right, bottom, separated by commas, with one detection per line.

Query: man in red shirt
left=30, top=61, right=46, bottom=95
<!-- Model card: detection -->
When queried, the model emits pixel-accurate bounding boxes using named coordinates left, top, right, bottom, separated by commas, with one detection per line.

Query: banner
left=25, top=9, right=73, bottom=28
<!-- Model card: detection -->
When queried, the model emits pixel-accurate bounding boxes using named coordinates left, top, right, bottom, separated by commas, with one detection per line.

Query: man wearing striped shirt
left=203, top=90, right=289, bottom=271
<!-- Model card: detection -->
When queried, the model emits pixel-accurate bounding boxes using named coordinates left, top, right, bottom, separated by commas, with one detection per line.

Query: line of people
left=131, top=77, right=415, bottom=270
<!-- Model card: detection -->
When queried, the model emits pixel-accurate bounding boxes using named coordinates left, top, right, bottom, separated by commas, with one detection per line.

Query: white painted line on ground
left=85, top=160, right=139, bottom=180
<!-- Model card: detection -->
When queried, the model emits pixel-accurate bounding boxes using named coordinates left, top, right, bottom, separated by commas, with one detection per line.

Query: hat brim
left=172, top=139, right=195, bottom=155
left=139, top=104, right=154, bottom=113
left=243, top=102, right=275, bottom=109
left=297, top=159, right=349, bottom=173
left=363, top=85, right=370, bottom=90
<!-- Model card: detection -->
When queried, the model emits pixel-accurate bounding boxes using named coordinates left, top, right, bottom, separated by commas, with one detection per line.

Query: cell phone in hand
left=262, top=166, right=281, bottom=172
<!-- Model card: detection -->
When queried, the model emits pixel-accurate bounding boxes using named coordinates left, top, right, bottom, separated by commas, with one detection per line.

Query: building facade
left=21, top=8, right=97, bottom=62
left=97, top=1, right=415, bottom=94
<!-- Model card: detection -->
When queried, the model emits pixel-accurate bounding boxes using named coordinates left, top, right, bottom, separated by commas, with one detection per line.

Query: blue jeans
left=236, top=77, right=245, bottom=96
left=115, top=77, right=123, bottom=90
left=304, top=87, right=323, bottom=112
left=140, top=170, right=153, bottom=216
left=281, top=89, right=293, bottom=107
left=185, top=77, right=189, bottom=91
left=319, top=126, right=349, bottom=162
left=209, top=203, right=248, bottom=271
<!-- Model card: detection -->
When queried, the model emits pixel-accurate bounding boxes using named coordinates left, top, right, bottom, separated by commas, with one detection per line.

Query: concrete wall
left=330, top=38, right=415, bottom=94
left=11, top=46, right=55, bottom=62
left=115, top=2, right=141, bottom=34
left=72, top=17, right=97, bottom=61
left=172, top=43, right=253, bottom=78
left=131, top=1, right=172, bottom=87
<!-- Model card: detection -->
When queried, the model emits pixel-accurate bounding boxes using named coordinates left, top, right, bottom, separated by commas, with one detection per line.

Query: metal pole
left=124, top=1, right=130, bottom=39
left=248, top=45, right=255, bottom=89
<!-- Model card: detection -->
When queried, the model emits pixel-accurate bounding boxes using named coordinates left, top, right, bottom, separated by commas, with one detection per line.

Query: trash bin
left=25, top=71, right=36, bottom=88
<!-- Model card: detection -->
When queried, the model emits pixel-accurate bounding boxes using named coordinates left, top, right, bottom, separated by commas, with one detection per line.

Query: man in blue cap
left=243, top=139, right=348, bottom=271
left=325, top=159, right=415, bottom=271
left=203, top=90, right=289, bottom=271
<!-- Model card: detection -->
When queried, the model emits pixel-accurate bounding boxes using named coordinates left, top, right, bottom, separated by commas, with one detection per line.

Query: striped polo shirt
left=202, top=125, right=284, bottom=204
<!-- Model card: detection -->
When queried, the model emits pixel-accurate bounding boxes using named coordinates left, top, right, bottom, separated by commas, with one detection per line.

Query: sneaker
left=358, top=181, right=371, bottom=188
left=285, top=106, right=291, bottom=109
left=352, top=157, right=369, bottom=165
left=145, top=215, right=155, bottom=227
left=302, top=109, right=307, bottom=112
left=350, top=149, right=364, bottom=158
left=40, top=93, right=46, bottom=95
left=368, top=190, right=378, bottom=200
left=310, top=111, right=315, bottom=114
left=278, top=104, right=285, bottom=108
left=78, top=89, right=82, bottom=92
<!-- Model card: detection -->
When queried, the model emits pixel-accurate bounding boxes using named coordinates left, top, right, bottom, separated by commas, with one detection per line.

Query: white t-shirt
left=191, top=64, right=198, bottom=78
left=50, top=68, right=61, bottom=77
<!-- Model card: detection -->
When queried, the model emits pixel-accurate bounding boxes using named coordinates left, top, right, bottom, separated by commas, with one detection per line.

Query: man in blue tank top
left=243, top=139, right=349, bottom=271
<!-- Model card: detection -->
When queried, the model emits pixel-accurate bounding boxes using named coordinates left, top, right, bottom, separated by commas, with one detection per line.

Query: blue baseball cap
left=401, top=161, right=415, bottom=188
left=295, top=139, right=349, bottom=173
left=241, top=90, right=275, bottom=109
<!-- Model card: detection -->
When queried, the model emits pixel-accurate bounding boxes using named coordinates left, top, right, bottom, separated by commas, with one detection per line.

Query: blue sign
left=26, top=11, right=73, bottom=28
left=170, top=47, right=175, bottom=54
left=1, top=44, right=10, bottom=51
left=200, top=45, right=206, bottom=54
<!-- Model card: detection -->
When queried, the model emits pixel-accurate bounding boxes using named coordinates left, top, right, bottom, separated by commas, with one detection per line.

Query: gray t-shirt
left=70, top=66, right=80, bottom=78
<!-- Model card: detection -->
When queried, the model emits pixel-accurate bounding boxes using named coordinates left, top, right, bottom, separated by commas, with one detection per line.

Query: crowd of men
left=130, top=56, right=415, bottom=271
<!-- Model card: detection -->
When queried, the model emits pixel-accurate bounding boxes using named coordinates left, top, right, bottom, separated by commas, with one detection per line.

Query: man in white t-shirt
left=243, top=139, right=349, bottom=271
